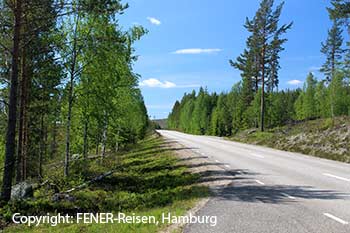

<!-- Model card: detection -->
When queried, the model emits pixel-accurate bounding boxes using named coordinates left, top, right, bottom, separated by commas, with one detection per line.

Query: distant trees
left=294, top=72, right=349, bottom=120
left=168, top=71, right=350, bottom=135
left=168, top=85, right=300, bottom=136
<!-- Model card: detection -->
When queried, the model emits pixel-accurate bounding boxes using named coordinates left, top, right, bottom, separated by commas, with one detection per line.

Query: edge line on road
left=323, top=213, right=349, bottom=225
left=323, top=173, right=350, bottom=182
left=250, top=153, right=265, bottom=158
left=255, top=180, right=265, bottom=185
left=281, top=192, right=296, bottom=199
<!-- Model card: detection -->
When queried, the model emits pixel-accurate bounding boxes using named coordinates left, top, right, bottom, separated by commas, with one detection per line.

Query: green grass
left=2, top=134, right=209, bottom=232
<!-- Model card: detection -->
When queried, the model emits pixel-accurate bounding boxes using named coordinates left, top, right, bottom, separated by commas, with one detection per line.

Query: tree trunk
left=330, top=48, right=335, bottom=118
left=95, top=135, right=99, bottom=155
left=22, top=114, right=28, bottom=180
left=83, top=119, right=88, bottom=158
left=65, top=72, right=74, bottom=177
left=50, top=118, right=57, bottom=158
left=64, top=14, right=79, bottom=177
left=260, top=47, right=266, bottom=132
left=1, top=0, right=23, bottom=202
left=101, top=122, right=107, bottom=157
left=16, top=46, right=27, bottom=183
left=39, top=112, right=44, bottom=180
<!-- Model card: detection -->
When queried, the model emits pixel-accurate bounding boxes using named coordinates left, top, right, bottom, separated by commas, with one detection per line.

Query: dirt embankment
left=231, top=116, right=350, bottom=163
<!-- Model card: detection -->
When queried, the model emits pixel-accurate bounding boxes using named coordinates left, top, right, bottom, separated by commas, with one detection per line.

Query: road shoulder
left=160, top=136, right=234, bottom=233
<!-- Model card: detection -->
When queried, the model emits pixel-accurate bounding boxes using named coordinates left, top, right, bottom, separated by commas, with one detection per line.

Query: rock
left=52, top=193, right=76, bottom=202
left=11, top=181, right=33, bottom=200
left=247, top=129, right=257, bottom=135
left=72, top=154, right=82, bottom=160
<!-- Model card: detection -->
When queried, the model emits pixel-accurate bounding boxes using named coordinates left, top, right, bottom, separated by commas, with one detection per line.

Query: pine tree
left=315, top=81, right=330, bottom=118
left=304, top=73, right=318, bottom=120
left=232, top=0, right=292, bottom=131
left=168, top=101, right=181, bottom=129
left=294, top=73, right=317, bottom=120
left=320, top=19, right=345, bottom=82
left=329, top=71, right=348, bottom=116
left=294, top=92, right=305, bottom=120
left=1, top=0, right=23, bottom=202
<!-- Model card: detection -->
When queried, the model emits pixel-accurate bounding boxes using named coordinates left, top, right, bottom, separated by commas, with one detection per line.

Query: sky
left=118, top=0, right=336, bottom=119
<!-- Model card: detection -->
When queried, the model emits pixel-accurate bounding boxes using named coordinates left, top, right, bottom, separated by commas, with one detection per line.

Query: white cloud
left=140, top=78, right=175, bottom=88
left=172, top=48, right=222, bottom=54
left=139, top=78, right=200, bottom=89
left=147, top=17, right=161, bottom=25
left=287, top=79, right=303, bottom=85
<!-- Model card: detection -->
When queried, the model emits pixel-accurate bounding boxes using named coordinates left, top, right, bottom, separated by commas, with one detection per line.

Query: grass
left=1, top=133, right=209, bottom=232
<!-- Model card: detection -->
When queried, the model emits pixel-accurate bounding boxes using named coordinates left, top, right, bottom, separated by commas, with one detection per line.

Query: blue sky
left=119, top=0, right=336, bottom=119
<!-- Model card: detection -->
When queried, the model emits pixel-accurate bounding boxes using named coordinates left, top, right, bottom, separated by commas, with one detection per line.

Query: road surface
left=158, top=130, right=350, bottom=233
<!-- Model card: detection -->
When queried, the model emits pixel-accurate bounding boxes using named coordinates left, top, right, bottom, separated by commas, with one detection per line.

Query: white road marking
left=323, top=213, right=349, bottom=225
left=281, top=193, right=296, bottom=199
left=250, top=153, right=265, bottom=158
left=323, top=173, right=350, bottom=182
left=255, top=180, right=265, bottom=185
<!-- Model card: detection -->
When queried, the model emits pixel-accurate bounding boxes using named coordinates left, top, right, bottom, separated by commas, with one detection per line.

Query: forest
left=0, top=0, right=349, bottom=232
left=0, top=0, right=149, bottom=204
left=168, top=0, right=350, bottom=137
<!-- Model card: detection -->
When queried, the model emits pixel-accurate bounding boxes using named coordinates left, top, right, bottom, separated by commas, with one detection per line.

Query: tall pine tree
left=320, top=19, right=345, bottom=82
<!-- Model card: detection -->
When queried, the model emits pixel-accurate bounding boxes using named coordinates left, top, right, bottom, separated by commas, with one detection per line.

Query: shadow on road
left=216, top=182, right=349, bottom=204
left=177, top=156, right=209, bottom=162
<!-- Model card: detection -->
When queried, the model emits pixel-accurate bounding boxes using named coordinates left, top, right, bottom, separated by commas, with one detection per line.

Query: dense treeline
left=0, top=0, right=148, bottom=202
left=168, top=0, right=350, bottom=136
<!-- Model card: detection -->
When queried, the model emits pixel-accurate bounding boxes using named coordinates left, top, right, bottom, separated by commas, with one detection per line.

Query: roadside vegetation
left=167, top=0, right=350, bottom=162
left=1, top=133, right=209, bottom=232
left=231, top=116, right=350, bottom=162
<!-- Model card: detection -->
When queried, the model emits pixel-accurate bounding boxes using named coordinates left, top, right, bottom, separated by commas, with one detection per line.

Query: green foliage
left=2, top=135, right=209, bottom=232
left=320, top=19, right=345, bottom=82
left=294, top=72, right=349, bottom=121
left=0, top=0, right=150, bottom=185
left=294, top=73, right=318, bottom=120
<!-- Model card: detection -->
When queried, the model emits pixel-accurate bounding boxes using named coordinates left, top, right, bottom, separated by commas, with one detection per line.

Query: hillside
left=230, top=116, right=350, bottom=163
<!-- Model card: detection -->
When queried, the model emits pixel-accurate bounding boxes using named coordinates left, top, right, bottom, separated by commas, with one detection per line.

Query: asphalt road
left=158, top=130, right=350, bottom=233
